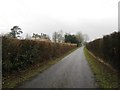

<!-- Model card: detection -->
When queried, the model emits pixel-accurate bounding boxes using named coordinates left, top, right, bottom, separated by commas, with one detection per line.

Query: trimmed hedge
left=86, top=32, right=120, bottom=71
left=2, top=37, right=77, bottom=75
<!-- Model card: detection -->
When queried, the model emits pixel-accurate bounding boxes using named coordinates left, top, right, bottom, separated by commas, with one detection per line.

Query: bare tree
left=83, top=34, right=89, bottom=42
left=25, top=34, right=32, bottom=40
left=32, top=33, right=50, bottom=41
left=32, top=33, right=41, bottom=40
left=76, top=32, right=84, bottom=43
left=52, top=32, right=57, bottom=42
left=52, top=30, right=64, bottom=43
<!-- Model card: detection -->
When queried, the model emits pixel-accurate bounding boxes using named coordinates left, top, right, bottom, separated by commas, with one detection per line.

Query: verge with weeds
left=84, top=47, right=119, bottom=88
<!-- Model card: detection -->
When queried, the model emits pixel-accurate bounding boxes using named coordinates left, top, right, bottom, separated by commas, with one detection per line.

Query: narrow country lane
left=19, top=47, right=98, bottom=88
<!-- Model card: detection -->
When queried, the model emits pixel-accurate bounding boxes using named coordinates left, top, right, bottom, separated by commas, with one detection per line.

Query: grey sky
left=0, top=0, right=119, bottom=41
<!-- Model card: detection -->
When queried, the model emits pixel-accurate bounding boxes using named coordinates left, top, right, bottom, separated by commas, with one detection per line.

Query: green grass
left=84, top=47, right=119, bottom=88
left=3, top=47, right=79, bottom=88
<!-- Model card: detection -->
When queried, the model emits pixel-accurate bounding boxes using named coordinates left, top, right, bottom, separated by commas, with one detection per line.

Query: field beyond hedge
left=2, top=37, right=77, bottom=76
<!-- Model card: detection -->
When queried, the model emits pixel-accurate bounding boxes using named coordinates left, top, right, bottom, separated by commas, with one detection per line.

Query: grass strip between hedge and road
left=3, top=47, right=79, bottom=88
left=84, top=47, right=119, bottom=88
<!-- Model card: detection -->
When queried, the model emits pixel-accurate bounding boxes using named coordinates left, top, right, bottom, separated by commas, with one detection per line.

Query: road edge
left=84, top=47, right=119, bottom=88
left=3, top=47, right=79, bottom=88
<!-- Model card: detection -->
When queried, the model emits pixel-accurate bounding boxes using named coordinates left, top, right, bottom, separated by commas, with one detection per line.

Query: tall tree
left=52, top=32, right=58, bottom=43
left=52, top=31, right=64, bottom=43
left=10, top=26, right=23, bottom=38
left=25, top=34, right=32, bottom=40
left=76, top=32, right=84, bottom=43
left=83, top=34, right=89, bottom=42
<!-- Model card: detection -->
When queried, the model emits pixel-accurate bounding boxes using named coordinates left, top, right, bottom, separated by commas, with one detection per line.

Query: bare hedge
left=2, top=37, right=77, bottom=75
left=86, top=32, right=120, bottom=71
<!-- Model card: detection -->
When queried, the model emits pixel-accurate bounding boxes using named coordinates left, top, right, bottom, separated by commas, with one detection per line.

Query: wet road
left=19, top=47, right=98, bottom=88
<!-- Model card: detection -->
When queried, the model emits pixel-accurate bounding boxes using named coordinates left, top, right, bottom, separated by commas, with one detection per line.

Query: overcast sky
left=0, top=0, right=119, bottom=41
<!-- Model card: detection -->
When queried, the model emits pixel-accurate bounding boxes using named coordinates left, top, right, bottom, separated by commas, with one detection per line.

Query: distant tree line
left=4, top=26, right=50, bottom=41
left=3, top=26, right=88, bottom=46
left=86, top=32, right=120, bottom=71
left=52, top=31, right=85, bottom=47
left=32, top=33, right=50, bottom=41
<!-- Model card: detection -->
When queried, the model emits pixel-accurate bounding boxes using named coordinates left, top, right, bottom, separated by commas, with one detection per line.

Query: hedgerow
left=86, top=32, right=120, bottom=71
left=2, top=37, right=77, bottom=75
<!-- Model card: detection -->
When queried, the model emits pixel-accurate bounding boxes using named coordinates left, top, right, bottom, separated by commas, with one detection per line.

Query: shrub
left=86, top=32, right=120, bottom=71
left=2, top=37, right=77, bottom=75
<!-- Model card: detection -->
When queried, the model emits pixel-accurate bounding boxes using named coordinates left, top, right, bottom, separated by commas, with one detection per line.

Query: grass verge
left=3, top=47, right=79, bottom=88
left=84, top=47, right=119, bottom=88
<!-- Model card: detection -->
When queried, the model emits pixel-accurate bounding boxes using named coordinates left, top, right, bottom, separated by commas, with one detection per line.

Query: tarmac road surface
left=19, top=47, right=98, bottom=88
